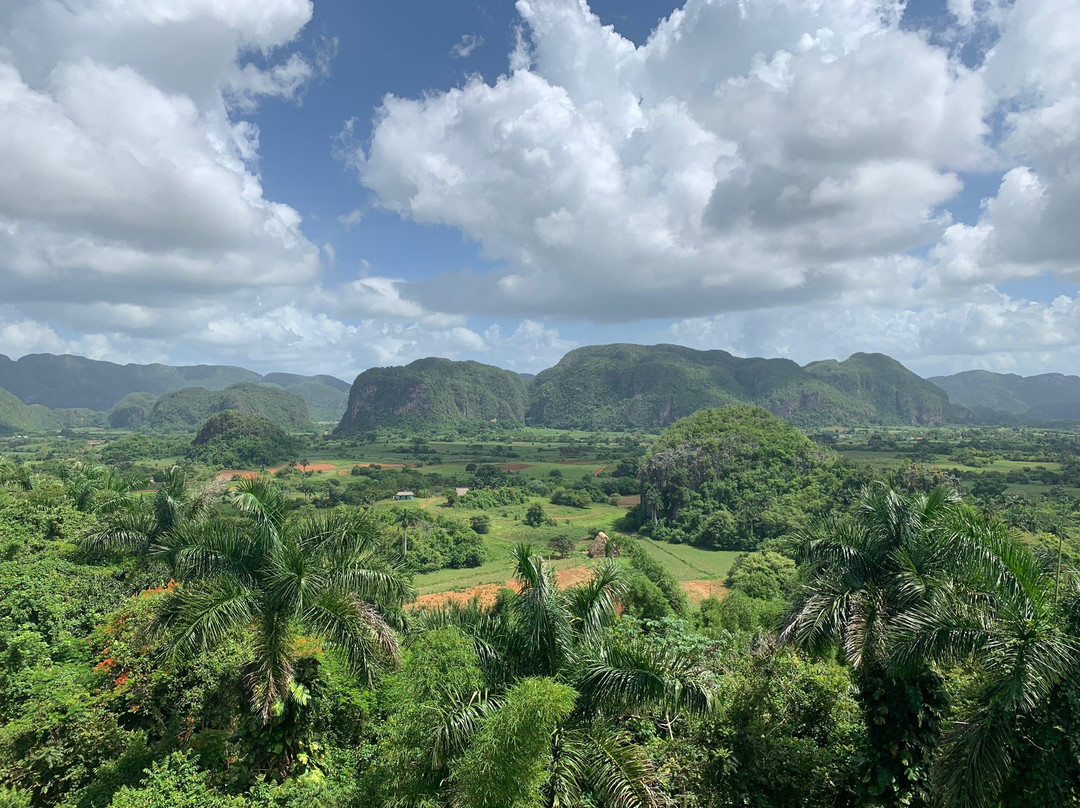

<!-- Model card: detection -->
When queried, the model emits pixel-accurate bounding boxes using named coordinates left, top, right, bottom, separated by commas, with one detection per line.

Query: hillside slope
left=930, top=370, right=1080, bottom=422
left=334, top=358, right=530, bottom=434
left=145, top=383, right=313, bottom=432
left=527, top=344, right=956, bottom=430
left=0, top=353, right=348, bottom=414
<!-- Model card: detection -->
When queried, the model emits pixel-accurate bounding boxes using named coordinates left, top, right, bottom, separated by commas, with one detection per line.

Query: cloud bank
left=2, top=0, right=1079, bottom=380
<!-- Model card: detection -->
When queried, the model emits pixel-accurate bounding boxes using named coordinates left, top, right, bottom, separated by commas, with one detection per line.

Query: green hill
left=188, top=410, right=300, bottom=467
left=0, top=353, right=348, bottom=415
left=0, top=386, right=56, bottom=434
left=146, top=383, right=313, bottom=432
left=107, top=392, right=159, bottom=429
left=930, top=370, right=1080, bottom=422
left=334, top=358, right=530, bottom=434
left=639, top=405, right=862, bottom=549
left=802, top=352, right=961, bottom=426
left=527, top=344, right=953, bottom=430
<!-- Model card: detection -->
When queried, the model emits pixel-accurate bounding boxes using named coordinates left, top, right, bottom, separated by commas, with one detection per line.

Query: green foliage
left=619, top=573, right=672, bottom=620
left=334, top=358, right=529, bottom=434
left=188, top=411, right=300, bottom=468
left=687, top=648, right=862, bottom=808
left=641, top=405, right=866, bottom=549
left=451, top=677, right=576, bottom=808
left=468, top=514, right=490, bottom=534
left=107, top=752, right=242, bottom=808
left=523, top=502, right=551, bottom=527
left=725, top=551, right=796, bottom=601
left=624, top=540, right=687, bottom=616
left=147, top=384, right=312, bottom=433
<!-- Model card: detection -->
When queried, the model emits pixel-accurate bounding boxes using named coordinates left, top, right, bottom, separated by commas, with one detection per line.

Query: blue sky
left=1, top=0, right=1078, bottom=381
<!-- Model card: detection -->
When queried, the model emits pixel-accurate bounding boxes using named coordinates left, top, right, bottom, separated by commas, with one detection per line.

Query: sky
left=1, top=0, right=1078, bottom=383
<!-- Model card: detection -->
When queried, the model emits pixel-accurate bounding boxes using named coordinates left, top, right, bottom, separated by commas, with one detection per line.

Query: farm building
left=393, top=491, right=415, bottom=501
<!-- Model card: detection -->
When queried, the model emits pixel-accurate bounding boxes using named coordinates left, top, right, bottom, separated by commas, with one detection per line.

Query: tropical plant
left=83, top=465, right=220, bottom=557
left=894, top=509, right=1080, bottom=808
left=402, top=544, right=712, bottom=807
left=154, top=477, right=414, bottom=731
left=389, top=506, right=425, bottom=556
left=782, top=483, right=961, bottom=807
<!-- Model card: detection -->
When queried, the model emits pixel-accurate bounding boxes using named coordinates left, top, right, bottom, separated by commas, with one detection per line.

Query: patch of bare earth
left=268, top=463, right=338, bottom=474
left=680, top=579, right=726, bottom=606
left=617, top=495, right=641, bottom=507
left=498, top=463, right=532, bottom=471
left=411, top=565, right=597, bottom=611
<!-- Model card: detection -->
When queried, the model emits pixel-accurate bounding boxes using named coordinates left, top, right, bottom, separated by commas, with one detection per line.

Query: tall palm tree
left=781, top=483, right=961, bottom=808
left=156, top=476, right=414, bottom=723
left=391, top=505, right=425, bottom=556
left=894, top=509, right=1080, bottom=808
left=408, top=544, right=711, bottom=808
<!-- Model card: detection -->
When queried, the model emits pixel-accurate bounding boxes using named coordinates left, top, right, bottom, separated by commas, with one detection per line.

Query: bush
left=470, top=514, right=491, bottom=534
left=548, top=534, right=574, bottom=559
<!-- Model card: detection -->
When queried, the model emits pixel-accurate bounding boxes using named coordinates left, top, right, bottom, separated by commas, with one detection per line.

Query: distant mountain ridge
left=0, top=353, right=349, bottom=425
left=334, top=344, right=964, bottom=434
left=6, top=346, right=1080, bottom=436
left=929, top=370, right=1080, bottom=423
left=526, top=344, right=959, bottom=430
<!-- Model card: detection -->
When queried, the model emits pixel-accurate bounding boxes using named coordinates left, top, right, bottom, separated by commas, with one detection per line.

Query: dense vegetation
left=188, top=411, right=301, bottom=468
left=146, top=383, right=314, bottom=432
left=639, top=405, right=868, bottom=549
left=3, top=409, right=1080, bottom=808
left=334, top=358, right=531, bottom=434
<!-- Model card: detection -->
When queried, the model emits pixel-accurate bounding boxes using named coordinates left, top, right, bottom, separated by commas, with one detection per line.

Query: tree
left=782, top=483, right=960, bottom=808
left=524, top=502, right=549, bottom=527
left=84, top=465, right=220, bottom=557
left=155, top=477, right=413, bottom=735
left=407, top=545, right=712, bottom=806
left=895, top=509, right=1080, bottom=808
left=391, top=506, right=425, bottom=556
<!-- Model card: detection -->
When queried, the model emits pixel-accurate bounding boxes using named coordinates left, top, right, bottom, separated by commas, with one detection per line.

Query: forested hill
left=0, top=354, right=349, bottom=422
left=526, top=344, right=961, bottom=430
left=334, top=358, right=531, bottom=434
left=930, top=369, right=1080, bottom=423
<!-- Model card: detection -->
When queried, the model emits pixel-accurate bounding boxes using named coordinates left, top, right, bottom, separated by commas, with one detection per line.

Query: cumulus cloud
left=352, top=0, right=993, bottom=321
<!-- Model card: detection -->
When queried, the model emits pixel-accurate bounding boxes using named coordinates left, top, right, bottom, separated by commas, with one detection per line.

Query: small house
left=393, top=491, right=415, bottom=501
left=455, top=487, right=470, bottom=496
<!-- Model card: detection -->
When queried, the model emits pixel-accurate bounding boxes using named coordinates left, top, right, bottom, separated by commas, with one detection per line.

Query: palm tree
left=408, top=544, right=711, bottom=808
left=61, top=461, right=141, bottom=513
left=781, top=483, right=961, bottom=808
left=84, top=465, right=220, bottom=557
left=391, top=505, right=425, bottom=556
left=894, top=509, right=1080, bottom=808
left=156, top=476, right=414, bottom=724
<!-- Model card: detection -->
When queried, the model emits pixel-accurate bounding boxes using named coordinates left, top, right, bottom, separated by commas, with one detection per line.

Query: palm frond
left=158, top=578, right=256, bottom=660
left=586, top=724, right=665, bottom=808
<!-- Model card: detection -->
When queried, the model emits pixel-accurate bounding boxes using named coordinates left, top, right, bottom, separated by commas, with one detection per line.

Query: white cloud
left=0, top=0, right=322, bottom=330
left=353, top=0, right=991, bottom=320
left=450, top=33, right=484, bottom=59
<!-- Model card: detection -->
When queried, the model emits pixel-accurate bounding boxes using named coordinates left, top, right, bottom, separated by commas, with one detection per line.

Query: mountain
left=334, top=358, right=530, bottom=434
left=0, top=353, right=348, bottom=414
left=802, top=353, right=961, bottom=426
left=526, top=344, right=956, bottom=430
left=0, top=386, right=56, bottom=434
left=188, top=411, right=300, bottom=467
left=929, top=370, right=1080, bottom=422
left=145, top=383, right=314, bottom=432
